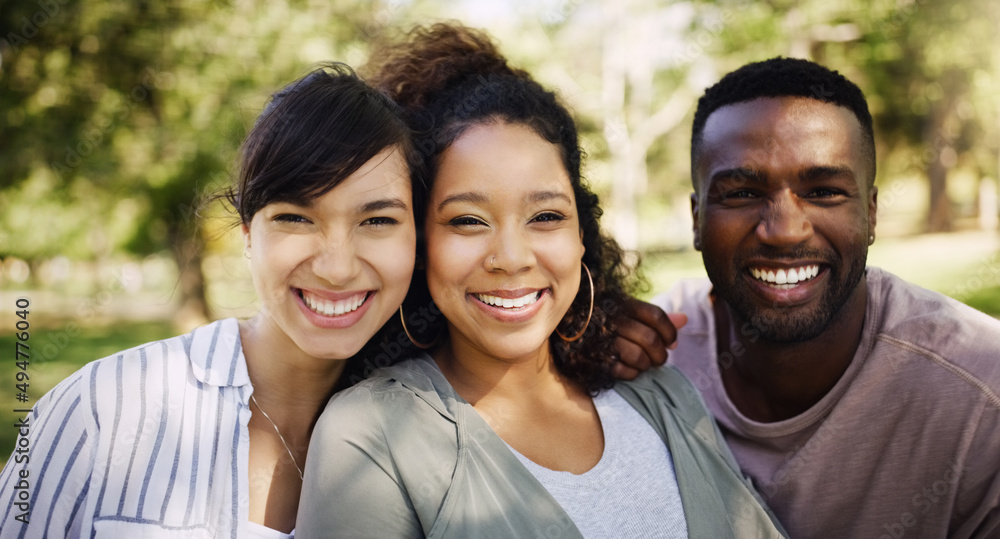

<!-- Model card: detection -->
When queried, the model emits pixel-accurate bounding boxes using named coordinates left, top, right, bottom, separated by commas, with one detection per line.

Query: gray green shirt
left=297, top=354, right=786, bottom=538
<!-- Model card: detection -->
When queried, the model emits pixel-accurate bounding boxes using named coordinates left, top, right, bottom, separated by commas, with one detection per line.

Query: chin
left=300, top=337, right=367, bottom=362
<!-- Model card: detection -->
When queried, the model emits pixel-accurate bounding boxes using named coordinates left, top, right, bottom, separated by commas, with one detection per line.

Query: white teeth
left=750, top=265, right=820, bottom=286
left=302, top=291, right=367, bottom=317
left=476, top=292, right=540, bottom=309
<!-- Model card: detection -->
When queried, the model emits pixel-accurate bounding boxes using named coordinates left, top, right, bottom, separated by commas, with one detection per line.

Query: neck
left=714, top=281, right=868, bottom=422
left=239, top=315, right=346, bottom=436
left=432, top=333, right=577, bottom=409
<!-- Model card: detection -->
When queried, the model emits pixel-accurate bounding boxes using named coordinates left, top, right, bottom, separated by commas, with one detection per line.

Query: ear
left=690, top=192, right=702, bottom=251
left=241, top=223, right=251, bottom=252
left=868, top=185, right=878, bottom=244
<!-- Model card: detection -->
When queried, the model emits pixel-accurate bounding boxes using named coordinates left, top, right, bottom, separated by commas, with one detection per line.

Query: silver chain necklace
left=250, top=394, right=304, bottom=481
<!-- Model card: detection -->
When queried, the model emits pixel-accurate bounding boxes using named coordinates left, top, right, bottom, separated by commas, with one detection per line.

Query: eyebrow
left=709, top=165, right=856, bottom=185
left=528, top=190, right=574, bottom=205
left=436, top=190, right=573, bottom=212
left=709, top=167, right=765, bottom=185
left=437, top=192, right=489, bottom=212
left=360, top=198, right=409, bottom=213
left=800, top=165, right=856, bottom=182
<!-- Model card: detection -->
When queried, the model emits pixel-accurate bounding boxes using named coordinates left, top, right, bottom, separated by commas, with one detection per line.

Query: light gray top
left=508, top=389, right=687, bottom=538
left=653, top=267, right=1000, bottom=539
left=297, top=353, right=786, bottom=538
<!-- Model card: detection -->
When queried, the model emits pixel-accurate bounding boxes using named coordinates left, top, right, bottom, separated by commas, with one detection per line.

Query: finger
left=615, top=338, right=652, bottom=371
left=628, top=299, right=679, bottom=345
left=611, top=361, right=641, bottom=381
left=665, top=313, right=688, bottom=349
left=616, top=322, right=667, bottom=367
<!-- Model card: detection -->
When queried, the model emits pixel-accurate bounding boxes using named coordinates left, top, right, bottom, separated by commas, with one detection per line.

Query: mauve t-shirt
left=653, top=267, right=1000, bottom=539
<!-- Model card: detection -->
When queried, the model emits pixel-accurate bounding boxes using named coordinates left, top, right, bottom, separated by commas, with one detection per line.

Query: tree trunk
left=169, top=226, right=210, bottom=331
left=924, top=103, right=955, bottom=233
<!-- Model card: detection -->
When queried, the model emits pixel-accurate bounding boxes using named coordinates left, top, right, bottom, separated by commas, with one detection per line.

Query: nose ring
left=488, top=255, right=496, bottom=271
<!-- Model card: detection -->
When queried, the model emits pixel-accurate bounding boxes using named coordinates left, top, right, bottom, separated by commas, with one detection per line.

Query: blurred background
left=2, top=0, right=999, bottom=458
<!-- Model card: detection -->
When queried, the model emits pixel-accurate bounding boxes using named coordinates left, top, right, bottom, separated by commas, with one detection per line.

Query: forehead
left=696, top=97, right=869, bottom=185
left=434, top=122, right=571, bottom=197
left=313, top=148, right=411, bottom=205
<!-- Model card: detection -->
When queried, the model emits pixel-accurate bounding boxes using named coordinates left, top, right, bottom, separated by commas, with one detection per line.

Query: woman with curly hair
left=297, top=24, right=786, bottom=538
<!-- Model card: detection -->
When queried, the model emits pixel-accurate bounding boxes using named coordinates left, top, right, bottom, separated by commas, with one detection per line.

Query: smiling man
left=652, top=58, right=1000, bottom=538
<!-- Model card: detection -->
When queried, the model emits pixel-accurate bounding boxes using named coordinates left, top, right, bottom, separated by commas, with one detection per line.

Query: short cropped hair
left=690, top=57, right=876, bottom=187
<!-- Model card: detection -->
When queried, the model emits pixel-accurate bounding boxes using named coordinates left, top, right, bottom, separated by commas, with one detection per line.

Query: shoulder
left=312, top=356, right=461, bottom=476
left=37, top=319, right=242, bottom=426
left=615, top=365, right=714, bottom=433
left=317, top=355, right=460, bottom=440
left=867, top=268, right=1000, bottom=397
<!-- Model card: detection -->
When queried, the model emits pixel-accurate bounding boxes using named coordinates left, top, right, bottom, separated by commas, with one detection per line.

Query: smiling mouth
left=749, top=265, right=820, bottom=288
left=299, top=290, right=371, bottom=317
left=473, top=291, right=542, bottom=310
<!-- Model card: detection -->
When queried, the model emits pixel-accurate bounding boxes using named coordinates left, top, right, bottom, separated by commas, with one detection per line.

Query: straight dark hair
left=217, top=63, right=419, bottom=392
left=226, top=62, right=417, bottom=225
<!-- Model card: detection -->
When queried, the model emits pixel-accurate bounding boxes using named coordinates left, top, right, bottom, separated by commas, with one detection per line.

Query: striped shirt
left=0, top=318, right=290, bottom=538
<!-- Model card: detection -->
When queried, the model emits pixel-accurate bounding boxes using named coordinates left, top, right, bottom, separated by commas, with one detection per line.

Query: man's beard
left=707, top=246, right=868, bottom=343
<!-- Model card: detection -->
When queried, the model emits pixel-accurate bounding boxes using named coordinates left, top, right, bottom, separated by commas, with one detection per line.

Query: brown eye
left=362, top=217, right=399, bottom=226
left=449, top=216, right=486, bottom=227
left=274, top=214, right=310, bottom=224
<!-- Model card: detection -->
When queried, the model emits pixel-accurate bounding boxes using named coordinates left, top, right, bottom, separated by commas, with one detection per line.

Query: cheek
left=423, top=230, right=486, bottom=312
left=370, top=231, right=418, bottom=297
left=541, top=231, right=585, bottom=275
left=249, top=236, right=297, bottom=293
left=701, top=210, right=752, bottom=244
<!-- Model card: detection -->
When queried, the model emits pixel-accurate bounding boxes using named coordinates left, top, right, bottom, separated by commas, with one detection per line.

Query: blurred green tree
left=0, top=0, right=407, bottom=325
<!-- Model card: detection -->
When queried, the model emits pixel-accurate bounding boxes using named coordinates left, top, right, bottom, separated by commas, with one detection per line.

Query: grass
left=963, top=285, right=1000, bottom=316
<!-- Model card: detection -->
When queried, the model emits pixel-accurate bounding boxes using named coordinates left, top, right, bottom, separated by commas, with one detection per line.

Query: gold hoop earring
left=556, top=262, right=594, bottom=342
left=400, top=306, right=439, bottom=349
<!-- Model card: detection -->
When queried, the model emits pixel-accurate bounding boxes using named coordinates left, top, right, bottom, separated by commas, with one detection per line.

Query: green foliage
left=0, top=0, right=397, bottom=260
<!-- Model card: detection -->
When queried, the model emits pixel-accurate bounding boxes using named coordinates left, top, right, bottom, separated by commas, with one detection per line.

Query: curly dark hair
left=367, top=23, right=633, bottom=393
left=691, top=56, right=876, bottom=189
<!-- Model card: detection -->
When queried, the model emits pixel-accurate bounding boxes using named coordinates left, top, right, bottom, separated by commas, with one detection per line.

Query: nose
left=486, top=224, right=536, bottom=274
left=756, top=189, right=814, bottom=247
left=311, top=236, right=362, bottom=285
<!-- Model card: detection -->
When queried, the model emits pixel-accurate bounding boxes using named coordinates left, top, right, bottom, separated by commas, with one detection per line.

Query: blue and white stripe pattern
left=0, top=319, right=258, bottom=538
